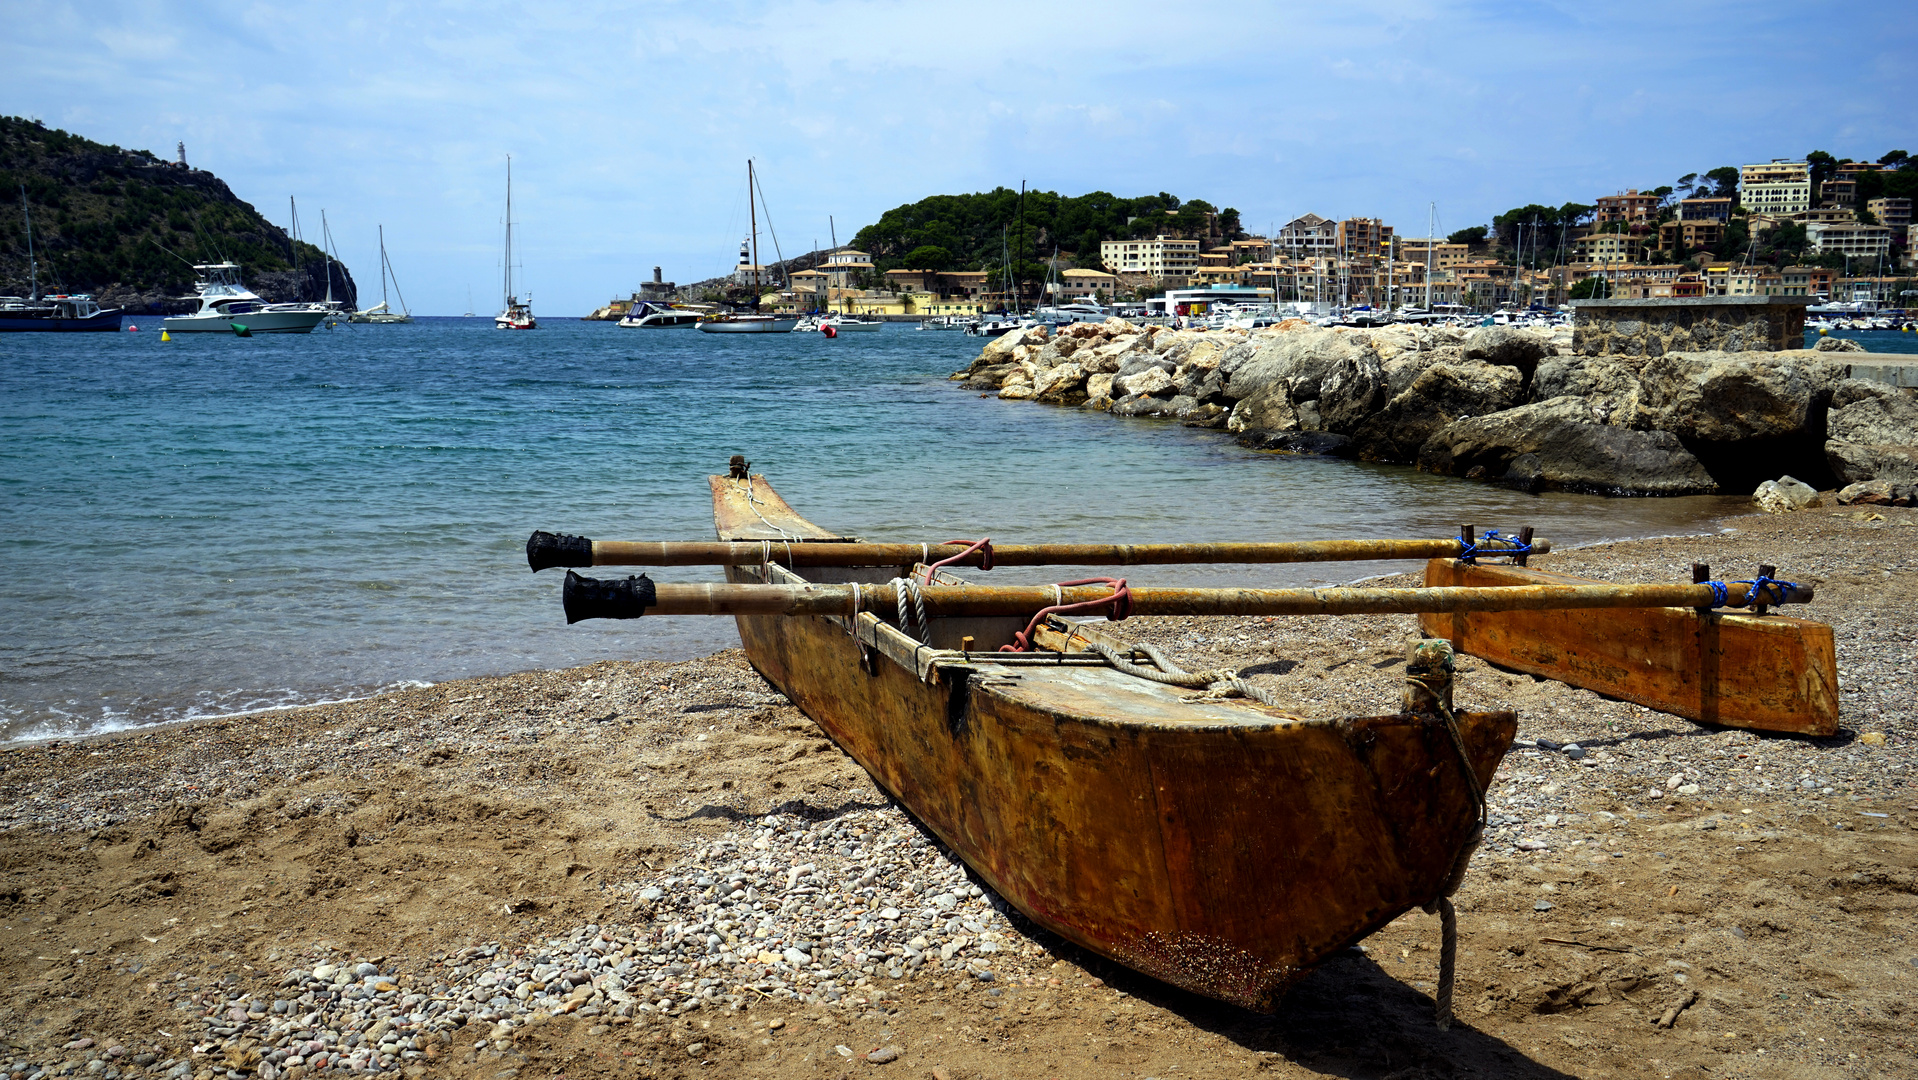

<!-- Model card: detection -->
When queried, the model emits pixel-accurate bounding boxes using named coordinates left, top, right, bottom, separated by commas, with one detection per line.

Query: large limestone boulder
left=1530, top=355, right=1648, bottom=424
left=1116, top=366, right=1177, bottom=398
left=1752, top=475, right=1820, bottom=513
left=1814, top=336, right=1866, bottom=353
left=1463, top=326, right=1553, bottom=374
left=1418, top=397, right=1717, bottom=495
left=1637, top=352, right=1843, bottom=443
left=1032, top=362, right=1088, bottom=405
left=1221, top=328, right=1376, bottom=433
left=1348, top=361, right=1525, bottom=463
left=961, top=362, right=1016, bottom=390
left=1824, top=379, right=1918, bottom=484
left=1315, top=349, right=1390, bottom=434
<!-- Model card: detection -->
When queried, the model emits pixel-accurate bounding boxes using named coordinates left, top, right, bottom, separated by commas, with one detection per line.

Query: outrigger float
left=528, top=459, right=1830, bottom=1019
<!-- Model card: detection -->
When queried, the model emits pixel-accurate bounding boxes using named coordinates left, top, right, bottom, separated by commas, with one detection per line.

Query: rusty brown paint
left=1418, top=559, right=1838, bottom=737
left=628, top=578, right=1813, bottom=619
left=579, top=536, right=1553, bottom=568
left=705, top=473, right=1520, bottom=1012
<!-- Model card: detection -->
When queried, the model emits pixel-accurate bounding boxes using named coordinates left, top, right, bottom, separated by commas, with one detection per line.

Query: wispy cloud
left=5, top=0, right=1913, bottom=312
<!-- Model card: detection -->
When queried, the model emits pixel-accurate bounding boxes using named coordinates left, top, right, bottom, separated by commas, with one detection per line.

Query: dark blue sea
left=4, top=319, right=1902, bottom=742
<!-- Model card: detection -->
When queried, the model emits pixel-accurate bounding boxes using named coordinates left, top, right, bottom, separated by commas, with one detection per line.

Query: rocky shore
left=955, top=319, right=1917, bottom=501
left=3, top=505, right=1914, bottom=1079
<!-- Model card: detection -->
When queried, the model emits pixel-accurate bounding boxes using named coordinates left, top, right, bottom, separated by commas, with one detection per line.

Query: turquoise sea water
left=9, top=319, right=1900, bottom=742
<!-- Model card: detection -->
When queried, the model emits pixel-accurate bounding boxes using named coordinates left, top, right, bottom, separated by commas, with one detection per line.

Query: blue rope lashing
left=1702, top=580, right=1729, bottom=608
left=1730, top=575, right=1797, bottom=609
left=1459, top=529, right=1532, bottom=565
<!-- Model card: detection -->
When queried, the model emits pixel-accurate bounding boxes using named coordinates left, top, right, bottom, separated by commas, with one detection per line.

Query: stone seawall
left=1571, top=297, right=1808, bottom=356
left=954, top=318, right=1918, bottom=499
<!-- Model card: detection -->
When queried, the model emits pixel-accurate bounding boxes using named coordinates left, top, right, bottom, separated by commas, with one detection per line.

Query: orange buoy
left=822, top=325, right=838, bottom=338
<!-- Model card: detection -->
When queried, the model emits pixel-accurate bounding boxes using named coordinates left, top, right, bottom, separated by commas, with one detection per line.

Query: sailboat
left=697, top=160, right=797, bottom=334
left=496, top=156, right=537, bottom=330
left=349, top=226, right=413, bottom=323
left=1, top=184, right=123, bottom=332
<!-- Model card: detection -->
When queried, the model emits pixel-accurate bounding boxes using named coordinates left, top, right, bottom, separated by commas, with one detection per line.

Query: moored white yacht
left=696, top=311, right=797, bottom=334
left=619, top=301, right=702, bottom=328
left=161, top=263, right=328, bottom=334
left=819, top=313, right=884, bottom=332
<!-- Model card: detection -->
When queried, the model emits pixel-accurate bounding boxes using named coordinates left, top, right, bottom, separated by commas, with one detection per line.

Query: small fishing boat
left=534, top=470, right=1819, bottom=1014
left=2, top=186, right=123, bottom=332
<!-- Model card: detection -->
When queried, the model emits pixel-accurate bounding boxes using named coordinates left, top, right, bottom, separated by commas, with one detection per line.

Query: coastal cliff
left=0, top=116, right=356, bottom=312
left=957, top=320, right=1918, bottom=499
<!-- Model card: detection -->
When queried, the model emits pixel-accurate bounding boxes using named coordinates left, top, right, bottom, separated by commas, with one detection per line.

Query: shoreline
left=2, top=502, right=1913, bottom=1078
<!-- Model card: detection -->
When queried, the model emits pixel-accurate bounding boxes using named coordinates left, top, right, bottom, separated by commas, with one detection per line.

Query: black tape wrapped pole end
left=562, top=571, right=656, bottom=623
left=527, top=531, right=594, bottom=572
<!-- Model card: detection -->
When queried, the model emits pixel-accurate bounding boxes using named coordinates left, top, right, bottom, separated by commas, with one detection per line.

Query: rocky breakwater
left=953, top=319, right=1918, bottom=498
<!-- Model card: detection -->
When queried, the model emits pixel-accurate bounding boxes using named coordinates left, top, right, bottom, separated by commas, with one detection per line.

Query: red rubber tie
left=921, top=537, right=994, bottom=584
left=1001, top=577, right=1131, bottom=652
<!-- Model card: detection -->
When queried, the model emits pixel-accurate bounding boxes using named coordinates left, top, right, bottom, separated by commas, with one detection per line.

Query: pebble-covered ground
left=1, top=504, right=1914, bottom=1080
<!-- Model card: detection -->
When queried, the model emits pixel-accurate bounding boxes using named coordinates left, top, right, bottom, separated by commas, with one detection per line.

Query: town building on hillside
left=1226, top=238, right=1274, bottom=263
left=1867, top=197, right=1911, bottom=229
left=1276, top=214, right=1338, bottom=256
left=1595, top=189, right=1661, bottom=225
left=820, top=249, right=875, bottom=290
left=1805, top=221, right=1892, bottom=260
left=1835, top=162, right=1884, bottom=180
left=1573, top=231, right=1651, bottom=264
left=1740, top=160, right=1812, bottom=215
left=1679, top=197, right=1733, bottom=222
left=1792, top=208, right=1858, bottom=225
left=1766, top=266, right=1833, bottom=298
left=1658, top=219, right=1725, bottom=252
left=1818, top=177, right=1857, bottom=207
left=1336, top=217, right=1394, bottom=259
left=1396, top=238, right=1471, bottom=271
left=1099, top=236, right=1200, bottom=285
left=1052, top=268, right=1118, bottom=300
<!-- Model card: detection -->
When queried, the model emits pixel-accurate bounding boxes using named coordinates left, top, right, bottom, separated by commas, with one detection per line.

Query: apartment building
left=1594, top=189, right=1661, bottom=225
left=1658, top=219, right=1724, bottom=251
left=1276, top=214, right=1339, bottom=256
left=1805, top=221, right=1892, bottom=259
left=1867, top=197, right=1911, bottom=229
left=1099, top=235, right=1201, bottom=284
left=1336, top=217, right=1395, bottom=259
left=1679, top=197, right=1733, bottom=221
left=1819, top=177, right=1857, bottom=207
left=1766, top=266, right=1832, bottom=298
left=1396, top=238, right=1471, bottom=270
left=1573, top=232, right=1651, bottom=264
left=1740, top=160, right=1812, bottom=215
left=1053, top=268, right=1118, bottom=300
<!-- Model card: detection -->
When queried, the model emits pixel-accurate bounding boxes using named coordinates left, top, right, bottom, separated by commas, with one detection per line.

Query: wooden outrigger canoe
left=693, top=472, right=1514, bottom=1013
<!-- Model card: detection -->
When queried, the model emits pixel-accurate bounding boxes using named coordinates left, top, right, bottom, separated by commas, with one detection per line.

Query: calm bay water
left=14, top=318, right=1902, bottom=742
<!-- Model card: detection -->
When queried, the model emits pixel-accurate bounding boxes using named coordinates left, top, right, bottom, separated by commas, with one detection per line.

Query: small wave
left=1, top=679, right=438, bottom=746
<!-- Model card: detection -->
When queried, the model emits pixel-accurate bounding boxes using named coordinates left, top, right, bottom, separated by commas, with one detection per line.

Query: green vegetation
left=851, top=188, right=1245, bottom=278
left=1445, top=225, right=1487, bottom=246
left=0, top=116, right=329, bottom=300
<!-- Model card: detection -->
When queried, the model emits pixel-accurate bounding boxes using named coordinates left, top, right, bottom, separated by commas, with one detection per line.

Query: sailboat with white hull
left=698, top=160, right=796, bottom=334
left=349, top=226, right=413, bottom=323
left=496, top=156, right=536, bottom=330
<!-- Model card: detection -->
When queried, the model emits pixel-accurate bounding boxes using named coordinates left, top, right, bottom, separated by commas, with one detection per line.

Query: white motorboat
left=161, top=264, right=328, bottom=334
left=619, top=301, right=701, bottom=328
left=696, top=312, right=797, bottom=334
left=495, top=157, right=537, bottom=330
left=916, top=315, right=969, bottom=331
left=820, top=314, right=884, bottom=332
left=965, top=317, right=1038, bottom=337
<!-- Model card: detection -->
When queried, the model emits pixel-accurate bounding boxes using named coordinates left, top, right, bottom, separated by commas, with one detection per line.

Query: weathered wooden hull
left=712, top=475, right=1516, bottom=1011
left=1419, top=559, right=1838, bottom=736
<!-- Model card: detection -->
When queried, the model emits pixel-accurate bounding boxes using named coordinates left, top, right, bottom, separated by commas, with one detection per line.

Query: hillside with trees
left=0, top=116, right=353, bottom=311
left=851, top=187, right=1245, bottom=281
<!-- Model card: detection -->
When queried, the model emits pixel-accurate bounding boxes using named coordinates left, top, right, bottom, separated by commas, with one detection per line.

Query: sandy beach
left=3, top=502, right=1914, bottom=1080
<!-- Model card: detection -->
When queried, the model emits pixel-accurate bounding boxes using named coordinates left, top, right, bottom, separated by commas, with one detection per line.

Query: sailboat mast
left=747, top=159, right=760, bottom=297
left=21, top=185, right=38, bottom=303
left=379, top=225, right=390, bottom=311
left=504, top=156, right=514, bottom=308
left=321, top=209, right=335, bottom=307
left=1425, top=202, right=1434, bottom=311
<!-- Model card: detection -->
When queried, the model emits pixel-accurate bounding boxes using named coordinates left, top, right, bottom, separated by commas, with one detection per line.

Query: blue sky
left=6, top=1, right=1914, bottom=314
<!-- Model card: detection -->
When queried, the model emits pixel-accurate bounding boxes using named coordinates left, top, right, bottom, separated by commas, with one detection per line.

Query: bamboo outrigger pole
left=526, top=531, right=1550, bottom=572
left=560, top=573, right=1811, bottom=623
